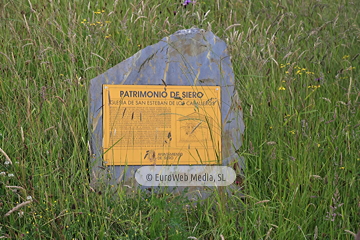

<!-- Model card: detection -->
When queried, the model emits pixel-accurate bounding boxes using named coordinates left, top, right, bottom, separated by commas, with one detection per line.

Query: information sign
left=103, top=85, right=221, bottom=165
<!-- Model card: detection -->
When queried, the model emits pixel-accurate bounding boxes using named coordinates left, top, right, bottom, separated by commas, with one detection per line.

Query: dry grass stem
left=255, top=200, right=270, bottom=204
left=0, top=147, right=12, bottom=165
left=4, top=201, right=32, bottom=217
left=5, top=186, right=25, bottom=191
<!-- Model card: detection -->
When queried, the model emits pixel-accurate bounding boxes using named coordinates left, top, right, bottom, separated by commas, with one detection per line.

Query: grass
left=1, top=0, right=359, bottom=239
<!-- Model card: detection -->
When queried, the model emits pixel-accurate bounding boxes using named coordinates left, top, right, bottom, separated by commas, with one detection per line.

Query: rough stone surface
left=89, top=28, right=245, bottom=198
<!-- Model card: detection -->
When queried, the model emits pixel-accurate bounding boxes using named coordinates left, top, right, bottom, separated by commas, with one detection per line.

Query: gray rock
left=89, top=28, right=245, bottom=198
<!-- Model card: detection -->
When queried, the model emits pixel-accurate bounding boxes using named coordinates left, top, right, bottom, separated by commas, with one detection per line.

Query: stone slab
left=89, top=28, right=245, bottom=198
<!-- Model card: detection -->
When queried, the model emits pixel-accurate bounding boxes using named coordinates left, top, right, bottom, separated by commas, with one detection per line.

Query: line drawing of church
left=178, top=112, right=214, bottom=142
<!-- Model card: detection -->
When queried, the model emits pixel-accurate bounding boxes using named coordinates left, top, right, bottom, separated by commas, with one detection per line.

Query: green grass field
left=1, top=0, right=359, bottom=239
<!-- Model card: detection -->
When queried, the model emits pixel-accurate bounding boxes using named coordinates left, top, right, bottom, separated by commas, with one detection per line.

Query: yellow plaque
left=103, top=85, right=221, bottom=165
